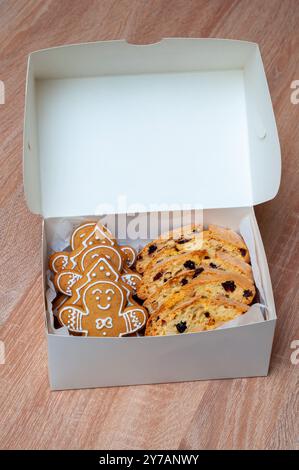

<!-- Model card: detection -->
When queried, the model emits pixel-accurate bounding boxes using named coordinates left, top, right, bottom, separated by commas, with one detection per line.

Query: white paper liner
left=46, top=215, right=268, bottom=336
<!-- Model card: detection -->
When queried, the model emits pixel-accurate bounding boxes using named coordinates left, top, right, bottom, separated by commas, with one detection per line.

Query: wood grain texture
left=0, top=0, right=298, bottom=450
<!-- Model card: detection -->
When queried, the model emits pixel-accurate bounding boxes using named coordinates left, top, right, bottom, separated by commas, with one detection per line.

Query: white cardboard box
left=23, top=39, right=281, bottom=390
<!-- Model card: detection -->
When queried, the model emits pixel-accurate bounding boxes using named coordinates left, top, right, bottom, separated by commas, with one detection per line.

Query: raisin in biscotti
left=137, top=250, right=253, bottom=300
left=144, top=229, right=250, bottom=277
left=135, top=224, right=203, bottom=274
left=136, top=224, right=250, bottom=275
left=145, top=297, right=249, bottom=336
left=143, top=270, right=255, bottom=315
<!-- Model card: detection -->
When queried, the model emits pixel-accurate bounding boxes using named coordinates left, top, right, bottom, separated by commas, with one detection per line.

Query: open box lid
left=23, top=38, right=281, bottom=218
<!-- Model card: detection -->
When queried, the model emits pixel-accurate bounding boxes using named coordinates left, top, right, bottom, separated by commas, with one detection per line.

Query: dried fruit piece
left=243, top=289, right=253, bottom=298
left=148, top=245, right=158, bottom=255
left=176, top=321, right=187, bottom=333
left=153, top=272, right=163, bottom=281
left=184, top=260, right=196, bottom=270
left=222, top=281, right=236, bottom=292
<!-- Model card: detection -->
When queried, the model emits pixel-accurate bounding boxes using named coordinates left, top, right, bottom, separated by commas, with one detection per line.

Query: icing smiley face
left=59, top=280, right=147, bottom=337
left=83, top=281, right=125, bottom=334
left=58, top=257, right=148, bottom=337
left=91, top=287, right=117, bottom=311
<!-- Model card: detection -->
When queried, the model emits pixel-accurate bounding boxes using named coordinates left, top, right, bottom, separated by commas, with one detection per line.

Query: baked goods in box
left=136, top=224, right=203, bottom=274
left=71, top=221, right=136, bottom=268
left=139, top=224, right=255, bottom=336
left=49, top=221, right=255, bottom=338
left=145, top=297, right=249, bottom=336
left=54, top=266, right=141, bottom=298
left=71, top=221, right=115, bottom=250
left=137, top=249, right=253, bottom=300
left=143, top=270, right=255, bottom=315
left=57, top=257, right=147, bottom=337
left=49, top=222, right=144, bottom=337
left=136, top=224, right=250, bottom=274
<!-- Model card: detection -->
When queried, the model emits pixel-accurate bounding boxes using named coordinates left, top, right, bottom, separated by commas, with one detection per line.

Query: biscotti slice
left=144, top=270, right=256, bottom=314
left=137, top=250, right=253, bottom=300
left=145, top=297, right=249, bottom=336
left=139, top=226, right=250, bottom=277
left=135, top=224, right=203, bottom=274
left=202, top=225, right=250, bottom=263
left=137, top=250, right=207, bottom=299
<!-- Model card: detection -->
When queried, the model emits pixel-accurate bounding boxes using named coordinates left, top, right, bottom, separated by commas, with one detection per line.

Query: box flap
left=23, top=38, right=281, bottom=217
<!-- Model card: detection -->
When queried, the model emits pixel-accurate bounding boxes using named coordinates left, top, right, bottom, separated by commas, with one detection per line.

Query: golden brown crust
left=135, top=224, right=203, bottom=274
left=136, top=224, right=250, bottom=275
left=207, top=225, right=250, bottom=262
left=208, top=225, right=247, bottom=249
left=137, top=250, right=253, bottom=300
left=137, top=250, right=208, bottom=299
left=145, top=296, right=248, bottom=336
left=144, top=270, right=255, bottom=314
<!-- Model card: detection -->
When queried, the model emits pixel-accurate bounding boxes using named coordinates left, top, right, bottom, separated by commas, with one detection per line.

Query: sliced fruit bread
left=145, top=296, right=249, bottom=336
left=135, top=224, right=203, bottom=274
left=144, top=270, right=255, bottom=315
left=136, top=224, right=250, bottom=275
left=137, top=250, right=253, bottom=300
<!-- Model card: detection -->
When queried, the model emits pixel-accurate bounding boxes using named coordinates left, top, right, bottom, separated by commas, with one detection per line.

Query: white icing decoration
left=105, top=289, right=114, bottom=294
left=66, top=309, right=80, bottom=330
left=95, top=317, right=113, bottom=330
left=66, top=257, right=127, bottom=334
left=106, top=272, right=111, bottom=277
left=97, top=303, right=111, bottom=311
left=61, top=272, right=81, bottom=295
left=92, top=287, right=114, bottom=311
left=92, top=288, right=103, bottom=294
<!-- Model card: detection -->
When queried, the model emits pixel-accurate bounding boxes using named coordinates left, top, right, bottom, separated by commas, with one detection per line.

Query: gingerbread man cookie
left=54, top=264, right=141, bottom=298
left=49, top=242, right=124, bottom=275
left=54, top=270, right=82, bottom=296
left=121, top=268, right=142, bottom=293
left=71, top=222, right=115, bottom=250
left=58, top=258, right=147, bottom=337
left=70, top=222, right=137, bottom=268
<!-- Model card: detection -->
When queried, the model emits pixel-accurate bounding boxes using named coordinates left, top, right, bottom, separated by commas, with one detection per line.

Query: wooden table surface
left=0, top=0, right=298, bottom=450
